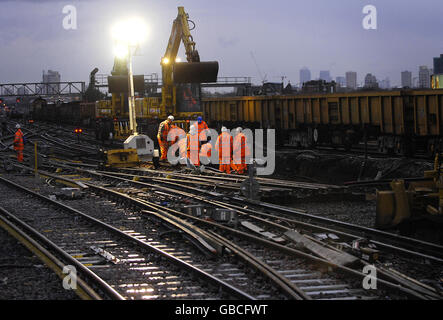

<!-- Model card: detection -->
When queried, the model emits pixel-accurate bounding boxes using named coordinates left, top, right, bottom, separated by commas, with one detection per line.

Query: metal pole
left=128, top=47, right=137, bottom=135
left=34, top=141, right=38, bottom=179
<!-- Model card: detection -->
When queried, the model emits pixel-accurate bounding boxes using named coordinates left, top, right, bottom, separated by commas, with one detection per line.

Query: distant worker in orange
left=215, top=126, right=233, bottom=174
left=157, top=115, right=174, bottom=161
left=196, top=116, right=209, bottom=142
left=187, top=125, right=200, bottom=166
left=13, top=124, right=24, bottom=163
left=232, top=127, right=250, bottom=174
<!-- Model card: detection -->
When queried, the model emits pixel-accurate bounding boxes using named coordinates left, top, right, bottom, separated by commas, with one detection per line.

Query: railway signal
left=74, top=127, right=83, bottom=142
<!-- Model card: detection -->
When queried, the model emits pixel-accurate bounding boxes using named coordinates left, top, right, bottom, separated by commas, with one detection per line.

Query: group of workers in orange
left=157, top=115, right=250, bottom=174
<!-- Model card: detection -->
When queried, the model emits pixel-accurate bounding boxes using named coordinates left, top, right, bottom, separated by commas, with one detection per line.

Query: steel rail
left=86, top=183, right=306, bottom=300
left=58, top=166, right=443, bottom=263
left=0, top=206, right=122, bottom=300
left=0, top=175, right=253, bottom=300
left=78, top=179, right=433, bottom=299
left=116, top=167, right=341, bottom=191
left=236, top=198, right=443, bottom=259
left=15, top=162, right=441, bottom=298
left=96, top=168, right=443, bottom=261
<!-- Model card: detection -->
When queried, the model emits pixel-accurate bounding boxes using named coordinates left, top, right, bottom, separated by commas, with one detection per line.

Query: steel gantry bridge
left=0, top=82, right=86, bottom=97
left=0, top=76, right=251, bottom=98
left=94, top=74, right=252, bottom=89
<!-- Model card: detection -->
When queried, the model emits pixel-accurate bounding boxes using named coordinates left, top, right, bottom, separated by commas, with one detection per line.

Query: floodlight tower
left=111, top=19, right=154, bottom=161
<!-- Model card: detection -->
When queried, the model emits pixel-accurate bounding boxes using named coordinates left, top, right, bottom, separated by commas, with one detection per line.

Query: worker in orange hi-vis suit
left=187, top=125, right=200, bottom=166
left=232, top=127, right=250, bottom=174
left=13, top=124, right=24, bottom=163
left=176, top=131, right=188, bottom=160
left=215, top=126, right=233, bottom=174
left=199, top=140, right=212, bottom=165
left=168, top=125, right=186, bottom=161
left=157, top=115, right=174, bottom=161
left=196, top=116, right=209, bottom=142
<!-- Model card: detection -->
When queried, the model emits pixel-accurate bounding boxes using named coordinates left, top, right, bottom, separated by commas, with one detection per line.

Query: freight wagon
left=32, top=99, right=96, bottom=127
left=202, top=89, right=443, bottom=156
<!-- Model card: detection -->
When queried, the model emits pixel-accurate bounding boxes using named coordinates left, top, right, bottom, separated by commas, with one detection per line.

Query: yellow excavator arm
left=160, top=6, right=218, bottom=117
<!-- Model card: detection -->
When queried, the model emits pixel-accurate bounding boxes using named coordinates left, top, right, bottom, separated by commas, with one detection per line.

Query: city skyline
left=297, top=63, right=439, bottom=89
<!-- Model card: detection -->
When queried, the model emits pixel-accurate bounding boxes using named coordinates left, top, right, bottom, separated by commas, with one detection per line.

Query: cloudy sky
left=1, top=0, right=443, bottom=87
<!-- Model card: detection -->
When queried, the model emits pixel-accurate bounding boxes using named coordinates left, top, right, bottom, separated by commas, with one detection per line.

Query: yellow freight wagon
left=202, top=89, right=443, bottom=156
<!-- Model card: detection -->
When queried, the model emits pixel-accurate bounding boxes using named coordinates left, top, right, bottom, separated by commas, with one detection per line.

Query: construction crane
left=160, top=6, right=219, bottom=117
left=250, top=51, right=267, bottom=84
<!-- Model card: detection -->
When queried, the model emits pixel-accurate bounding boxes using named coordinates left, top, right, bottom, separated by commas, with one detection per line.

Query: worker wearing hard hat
left=196, top=116, right=209, bottom=142
left=187, top=124, right=200, bottom=166
left=215, top=126, right=233, bottom=174
left=157, top=115, right=174, bottom=161
left=13, top=124, right=24, bottom=163
left=168, top=124, right=186, bottom=162
left=232, top=127, right=250, bottom=174
left=168, top=124, right=186, bottom=146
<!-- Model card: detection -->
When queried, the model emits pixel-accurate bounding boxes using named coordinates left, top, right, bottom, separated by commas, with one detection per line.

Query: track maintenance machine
left=376, top=152, right=443, bottom=242
left=99, top=7, right=219, bottom=167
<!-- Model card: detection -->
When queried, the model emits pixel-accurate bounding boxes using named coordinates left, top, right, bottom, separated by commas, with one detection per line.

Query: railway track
left=9, top=161, right=442, bottom=299
left=76, top=166, right=443, bottom=259
left=47, top=164, right=442, bottom=297
left=0, top=176, right=259, bottom=300
left=0, top=208, right=105, bottom=300
left=2, top=121, right=442, bottom=299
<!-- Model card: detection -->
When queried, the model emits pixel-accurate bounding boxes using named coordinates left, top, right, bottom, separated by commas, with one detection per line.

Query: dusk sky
left=1, top=0, right=443, bottom=87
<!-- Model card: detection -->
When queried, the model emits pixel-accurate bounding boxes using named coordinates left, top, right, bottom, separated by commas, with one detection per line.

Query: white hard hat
left=190, top=125, right=197, bottom=135
left=221, top=126, right=228, bottom=132
left=236, top=127, right=243, bottom=133
left=15, top=124, right=21, bottom=129
left=168, top=115, right=174, bottom=121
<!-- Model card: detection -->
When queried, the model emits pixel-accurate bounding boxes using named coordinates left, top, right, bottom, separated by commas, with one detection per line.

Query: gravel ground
left=0, top=225, right=79, bottom=300
left=275, top=150, right=433, bottom=184
left=292, top=199, right=377, bottom=228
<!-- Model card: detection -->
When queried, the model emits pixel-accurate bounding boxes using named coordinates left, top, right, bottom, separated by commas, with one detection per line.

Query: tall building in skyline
left=335, top=76, right=346, bottom=87
left=432, top=54, right=442, bottom=73
left=379, top=77, right=391, bottom=89
left=299, top=67, right=311, bottom=85
left=319, top=70, right=332, bottom=82
left=364, top=73, right=378, bottom=88
left=401, top=71, right=412, bottom=88
left=418, top=66, right=431, bottom=88
left=42, top=70, right=61, bottom=94
left=346, top=71, right=357, bottom=89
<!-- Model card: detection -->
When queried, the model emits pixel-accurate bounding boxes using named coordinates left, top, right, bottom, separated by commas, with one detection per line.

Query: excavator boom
left=161, top=6, right=218, bottom=116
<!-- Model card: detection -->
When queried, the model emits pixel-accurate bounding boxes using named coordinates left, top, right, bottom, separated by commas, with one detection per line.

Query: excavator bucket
left=173, top=61, right=219, bottom=83
left=376, top=180, right=412, bottom=229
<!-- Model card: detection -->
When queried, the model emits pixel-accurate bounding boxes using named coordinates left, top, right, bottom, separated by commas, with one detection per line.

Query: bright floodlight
left=162, top=57, right=170, bottom=65
left=112, top=18, right=147, bottom=46
left=114, top=43, right=128, bottom=58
